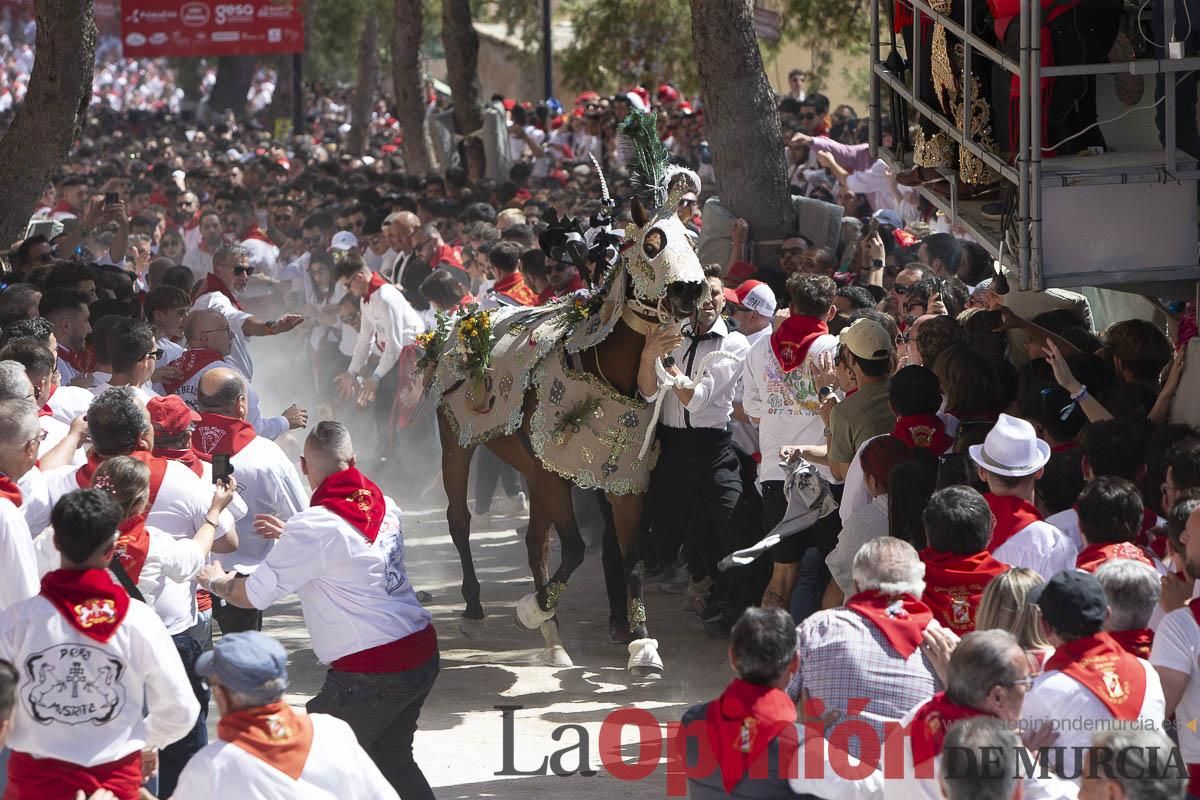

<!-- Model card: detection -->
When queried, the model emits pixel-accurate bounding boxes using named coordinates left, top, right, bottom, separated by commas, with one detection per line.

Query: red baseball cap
left=147, top=395, right=200, bottom=437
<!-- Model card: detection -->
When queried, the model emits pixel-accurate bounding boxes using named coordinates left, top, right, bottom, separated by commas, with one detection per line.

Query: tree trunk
left=0, top=0, right=96, bottom=247
left=391, top=0, right=431, bottom=175
left=347, top=15, right=380, bottom=157
left=208, top=55, right=257, bottom=119
left=171, top=58, right=204, bottom=104
left=442, top=0, right=483, bottom=136
left=690, top=0, right=795, bottom=260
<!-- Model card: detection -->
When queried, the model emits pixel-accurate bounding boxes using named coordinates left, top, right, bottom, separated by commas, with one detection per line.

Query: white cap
left=732, top=280, right=777, bottom=319
left=330, top=231, right=359, bottom=251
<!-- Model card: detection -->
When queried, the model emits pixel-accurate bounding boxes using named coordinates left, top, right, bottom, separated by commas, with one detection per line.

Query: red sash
left=845, top=590, right=933, bottom=659
left=153, top=445, right=209, bottom=478
left=202, top=273, right=242, bottom=310
left=4, top=749, right=142, bottom=800
left=39, top=569, right=130, bottom=644
left=1043, top=632, right=1147, bottom=720
left=57, top=344, right=96, bottom=375
left=114, top=516, right=150, bottom=584
left=160, top=348, right=224, bottom=394
left=892, top=414, right=952, bottom=456
left=908, top=693, right=991, bottom=767
left=192, top=412, right=256, bottom=457
left=77, top=450, right=168, bottom=509
left=310, top=467, right=386, bottom=543
left=217, top=701, right=314, bottom=781
left=984, top=493, right=1044, bottom=552
left=1075, top=541, right=1155, bottom=574
left=492, top=271, right=538, bottom=306
left=331, top=624, right=438, bottom=673
left=0, top=472, right=22, bottom=507
left=1108, top=628, right=1154, bottom=661
left=919, top=549, right=1008, bottom=633
left=703, top=678, right=798, bottom=792
left=770, top=315, right=828, bottom=374
left=363, top=272, right=387, bottom=303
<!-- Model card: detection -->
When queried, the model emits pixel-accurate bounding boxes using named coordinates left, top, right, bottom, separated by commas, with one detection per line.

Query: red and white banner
left=120, top=0, right=304, bottom=58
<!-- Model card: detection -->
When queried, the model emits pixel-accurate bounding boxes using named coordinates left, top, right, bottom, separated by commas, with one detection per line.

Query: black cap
left=1028, top=570, right=1108, bottom=637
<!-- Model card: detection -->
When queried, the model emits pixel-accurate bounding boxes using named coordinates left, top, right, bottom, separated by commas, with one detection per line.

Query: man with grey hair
left=1077, top=728, right=1187, bottom=800
left=790, top=537, right=948, bottom=758
left=0, top=399, right=41, bottom=609
left=1096, top=559, right=1161, bottom=660
left=198, top=421, right=438, bottom=797
left=191, top=241, right=304, bottom=380
left=192, top=367, right=307, bottom=635
left=939, top=717, right=1023, bottom=800
left=173, top=631, right=399, bottom=799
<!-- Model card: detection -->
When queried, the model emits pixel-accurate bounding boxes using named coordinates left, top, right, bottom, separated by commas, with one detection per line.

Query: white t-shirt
left=347, top=282, right=425, bottom=382
left=0, top=589, right=199, bottom=765
left=223, top=436, right=308, bottom=572
left=171, top=357, right=288, bottom=441
left=1046, top=507, right=1166, bottom=554
left=171, top=711, right=399, bottom=800
left=740, top=327, right=839, bottom=483
left=0, top=496, right=38, bottom=611
left=46, top=385, right=93, bottom=426
left=90, top=380, right=159, bottom=404
left=1151, top=606, right=1200, bottom=763
left=992, top=521, right=1078, bottom=581
left=245, top=497, right=432, bottom=664
left=39, top=415, right=84, bottom=465
left=192, top=290, right=255, bottom=380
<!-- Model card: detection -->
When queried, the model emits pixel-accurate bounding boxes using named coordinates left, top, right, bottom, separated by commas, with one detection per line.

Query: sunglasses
left=893, top=284, right=911, bottom=296
left=145, top=348, right=165, bottom=360
left=233, top=266, right=255, bottom=277
left=301, top=235, right=323, bottom=248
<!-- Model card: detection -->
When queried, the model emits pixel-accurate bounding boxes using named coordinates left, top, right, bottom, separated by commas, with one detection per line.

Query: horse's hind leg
left=438, top=410, right=484, bottom=635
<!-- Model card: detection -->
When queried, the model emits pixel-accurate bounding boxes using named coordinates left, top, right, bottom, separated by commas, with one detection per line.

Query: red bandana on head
left=363, top=272, right=387, bottom=303
left=919, top=549, right=1009, bottom=634
left=0, top=472, right=22, bottom=507
left=845, top=590, right=934, bottom=658
left=192, top=412, right=256, bottom=457
left=908, top=693, right=991, bottom=766
left=160, top=349, right=224, bottom=394
left=1043, top=632, right=1147, bottom=719
left=310, top=467, right=386, bottom=543
left=892, top=414, right=953, bottom=456
left=77, top=450, right=168, bottom=510
left=40, top=569, right=130, bottom=643
left=703, top=678, right=798, bottom=792
left=770, top=315, right=828, bottom=374
left=218, top=701, right=314, bottom=781
left=114, top=515, right=150, bottom=584
left=203, top=272, right=242, bottom=310
left=984, top=493, right=1044, bottom=552
left=1076, top=541, right=1155, bottom=574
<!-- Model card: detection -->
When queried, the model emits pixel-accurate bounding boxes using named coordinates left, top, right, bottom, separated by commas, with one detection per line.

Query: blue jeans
left=158, top=631, right=209, bottom=796
left=789, top=545, right=831, bottom=625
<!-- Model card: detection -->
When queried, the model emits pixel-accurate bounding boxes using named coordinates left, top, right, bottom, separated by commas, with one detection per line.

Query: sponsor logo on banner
left=125, top=32, right=146, bottom=46
left=212, top=30, right=240, bottom=42
left=149, top=32, right=168, bottom=44
left=180, top=3, right=211, bottom=26
left=214, top=3, right=255, bottom=25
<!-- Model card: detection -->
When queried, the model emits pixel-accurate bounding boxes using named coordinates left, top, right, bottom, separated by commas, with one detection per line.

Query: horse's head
left=624, top=169, right=706, bottom=322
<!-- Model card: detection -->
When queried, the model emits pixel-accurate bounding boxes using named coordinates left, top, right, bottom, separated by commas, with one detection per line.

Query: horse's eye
left=642, top=228, right=666, bottom=259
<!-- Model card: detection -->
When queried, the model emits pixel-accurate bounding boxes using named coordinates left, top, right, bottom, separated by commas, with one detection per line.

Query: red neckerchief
left=1043, top=632, right=1147, bottom=720
left=703, top=678, right=797, bottom=792
left=310, top=467, right=386, bottom=543
left=217, top=701, right=314, bottom=781
left=77, top=450, right=168, bottom=509
left=192, top=412, right=257, bottom=457
left=180, top=209, right=202, bottom=230
left=51, top=199, right=80, bottom=215
left=57, top=343, right=96, bottom=374
left=203, top=272, right=242, bottom=310
left=1076, top=541, right=1155, bottom=573
left=161, top=348, right=224, bottom=394
left=892, top=414, right=952, bottom=456
left=39, top=568, right=130, bottom=643
left=1108, top=628, right=1154, bottom=661
left=770, top=315, right=828, bottom=374
left=153, top=445, right=210, bottom=477
left=241, top=222, right=274, bottom=245
left=919, top=548, right=1008, bottom=633
left=908, top=693, right=991, bottom=766
left=536, top=286, right=555, bottom=305
left=114, top=515, right=150, bottom=584
left=39, top=383, right=57, bottom=417
left=1050, top=442, right=1078, bottom=454
left=492, top=271, right=539, bottom=306
left=844, top=590, right=933, bottom=659
left=984, top=493, right=1044, bottom=552
left=363, top=272, right=387, bottom=303
left=0, top=472, right=22, bottom=507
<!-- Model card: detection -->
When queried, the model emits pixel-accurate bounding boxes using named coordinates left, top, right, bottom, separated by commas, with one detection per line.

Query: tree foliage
left=781, top=0, right=870, bottom=90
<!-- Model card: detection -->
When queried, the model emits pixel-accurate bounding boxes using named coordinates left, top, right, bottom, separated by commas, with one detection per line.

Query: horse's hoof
left=515, top=593, right=555, bottom=630
left=539, top=645, right=574, bottom=667
left=627, top=638, right=663, bottom=678
left=459, top=617, right=486, bottom=638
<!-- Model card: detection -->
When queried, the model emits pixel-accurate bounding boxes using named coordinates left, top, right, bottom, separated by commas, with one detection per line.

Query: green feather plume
left=616, top=110, right=669, bottom=207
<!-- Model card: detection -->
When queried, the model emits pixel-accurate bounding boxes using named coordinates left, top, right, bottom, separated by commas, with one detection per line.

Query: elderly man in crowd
left=1096, top=558, right=1161, bottom=660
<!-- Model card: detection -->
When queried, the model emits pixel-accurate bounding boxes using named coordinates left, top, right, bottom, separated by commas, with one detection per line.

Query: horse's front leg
left=607, top=491, right=663, bottom=678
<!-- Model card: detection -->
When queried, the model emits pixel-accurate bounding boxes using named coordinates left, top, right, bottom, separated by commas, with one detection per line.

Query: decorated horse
left=419, top=111, right=708, bottom=676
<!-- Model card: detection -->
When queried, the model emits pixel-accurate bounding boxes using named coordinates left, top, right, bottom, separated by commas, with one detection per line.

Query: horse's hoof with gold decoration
left=515, top=593, right=555, bottom=630
left=627, top=638, right=663, bottom=678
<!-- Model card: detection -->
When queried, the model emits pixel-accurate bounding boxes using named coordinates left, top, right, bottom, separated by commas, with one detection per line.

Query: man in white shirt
left=144, top=284, right=191, bottom=368
left=636, top=266, right=750, bottom=636
left=0, top=488, right=198, bottom=798
left=0, top=400, right=41, bottom=610
left=199, top=421, right=439, bottom=797
left=0, top=340, right=78, bottom=459
left=163, top=309, right=304, bottom=441
left=39, top=286, right=93, bottom=387
left=192, top=367, right=308, bottom=635
left=969, top=414, right=1077, bottom=579
left=191, top=243, right=304, bottom=380
left=1022, top=570, right=1165, bottom=758
left=174, top=631, right=399, bottom=800
left=181, top=208, right=225, bottom=280
left=91, top=318, right=160, bottom=403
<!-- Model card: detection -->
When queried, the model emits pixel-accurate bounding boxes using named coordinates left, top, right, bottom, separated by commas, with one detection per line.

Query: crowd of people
left=0, top=6, right=1199, bottom=796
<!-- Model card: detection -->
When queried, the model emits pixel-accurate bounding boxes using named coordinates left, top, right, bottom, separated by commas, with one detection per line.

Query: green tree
left=782, top=0, right=870, bottom=91
left=558, top=0, right=698, bottom=93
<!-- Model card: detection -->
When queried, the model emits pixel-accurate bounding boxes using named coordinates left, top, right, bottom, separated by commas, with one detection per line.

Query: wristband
left=203, top=516, right=220, bottom=529
left=1069, top=385, right=1088, bottom=401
